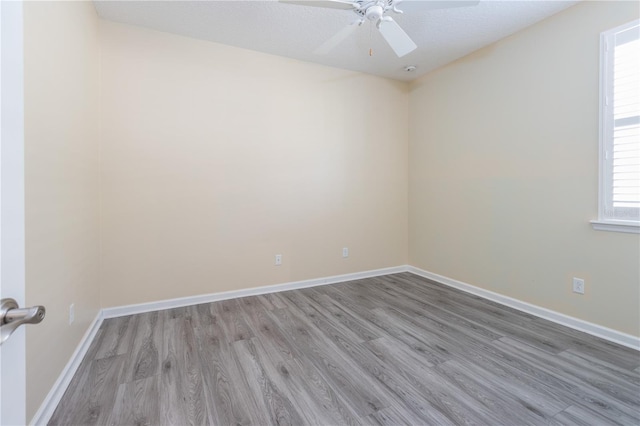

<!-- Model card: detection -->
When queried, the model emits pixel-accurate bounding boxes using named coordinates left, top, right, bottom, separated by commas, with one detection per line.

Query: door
left=0, top=1, right=27, bottom=424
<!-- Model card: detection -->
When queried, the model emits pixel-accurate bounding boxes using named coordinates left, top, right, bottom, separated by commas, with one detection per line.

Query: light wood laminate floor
left=49, top=273, right=640, bottom=425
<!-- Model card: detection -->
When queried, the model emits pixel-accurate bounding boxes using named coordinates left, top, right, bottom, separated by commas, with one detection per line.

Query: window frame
left=591, top=19, right=640, bottom=234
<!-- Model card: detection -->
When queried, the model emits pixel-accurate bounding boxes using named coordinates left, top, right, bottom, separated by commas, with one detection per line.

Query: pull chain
left=369, top=22, right=373, bottom=56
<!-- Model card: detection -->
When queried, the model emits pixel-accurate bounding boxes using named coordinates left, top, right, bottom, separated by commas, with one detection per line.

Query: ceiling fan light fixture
left=365, top=5, right=384, bottom=21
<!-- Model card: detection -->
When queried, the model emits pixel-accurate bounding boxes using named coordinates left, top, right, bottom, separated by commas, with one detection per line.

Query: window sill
left=590, top=220, right=640, bottom=234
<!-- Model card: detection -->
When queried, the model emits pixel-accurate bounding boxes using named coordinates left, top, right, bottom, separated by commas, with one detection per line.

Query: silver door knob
left=0, top=298, right=45, bottom=345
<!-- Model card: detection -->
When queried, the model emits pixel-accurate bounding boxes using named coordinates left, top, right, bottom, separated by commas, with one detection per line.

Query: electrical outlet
left=69, top=303, right=75, bottom=324
left=275, top=254, right=282, bottom=266
left=342, top=247, right=349, bottom=258
left=572, top=277, right=585, bottom=295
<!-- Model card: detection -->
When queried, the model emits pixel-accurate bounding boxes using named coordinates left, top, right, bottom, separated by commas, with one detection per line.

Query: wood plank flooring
left=49, top=273, right=640, bottom=425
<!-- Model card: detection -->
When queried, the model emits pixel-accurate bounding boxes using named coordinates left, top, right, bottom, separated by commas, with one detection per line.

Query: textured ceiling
left=94, top=0, right=579, bottom=81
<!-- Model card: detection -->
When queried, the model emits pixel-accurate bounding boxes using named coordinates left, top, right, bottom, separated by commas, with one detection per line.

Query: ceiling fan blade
left=396, top=0, right=479, bottom=12
left=377, top=18, right=417, bottom=57
left=314, top=22, right=360, bottom=55
left=279, top=0, right=358, bottom=10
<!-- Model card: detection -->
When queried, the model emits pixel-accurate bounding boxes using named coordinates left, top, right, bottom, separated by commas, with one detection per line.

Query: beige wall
left=99, top=21, right=409, bottom=307
left=409, top=1, right=640, bottom=336
left=24, top=1, right=101, bottom=419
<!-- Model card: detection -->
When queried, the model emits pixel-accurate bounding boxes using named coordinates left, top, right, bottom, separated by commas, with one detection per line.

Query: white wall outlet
left=572, top=277, right=585, bottom=295
left=342, top=247, right=349, bottom=258
left=69, top=303, right=75, bottom=324
left=275, top=254, right=282, bottom=266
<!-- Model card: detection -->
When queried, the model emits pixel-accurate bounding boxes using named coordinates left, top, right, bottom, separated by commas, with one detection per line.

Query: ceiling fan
left=281, top=0, right=479, bottom=57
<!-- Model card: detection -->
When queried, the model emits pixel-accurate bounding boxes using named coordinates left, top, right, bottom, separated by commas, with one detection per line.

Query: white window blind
left=599, top=20, right=640, bottom=226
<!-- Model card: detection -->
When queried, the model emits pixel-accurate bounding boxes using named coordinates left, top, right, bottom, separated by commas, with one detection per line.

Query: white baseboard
left=32, top=266, right=406, bottom=425
left=407, top=266, right=640, bottom=351
left=34, top=264, right=639, bottom=425
left=103, top=265, right=639, bottom=350
left=30, top=310, right=104, bottom=426
left=102, top=265, right=408, bottom=319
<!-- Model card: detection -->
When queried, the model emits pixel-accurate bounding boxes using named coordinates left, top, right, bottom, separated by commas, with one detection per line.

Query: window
left=592, top=20, right=640, bottom=234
